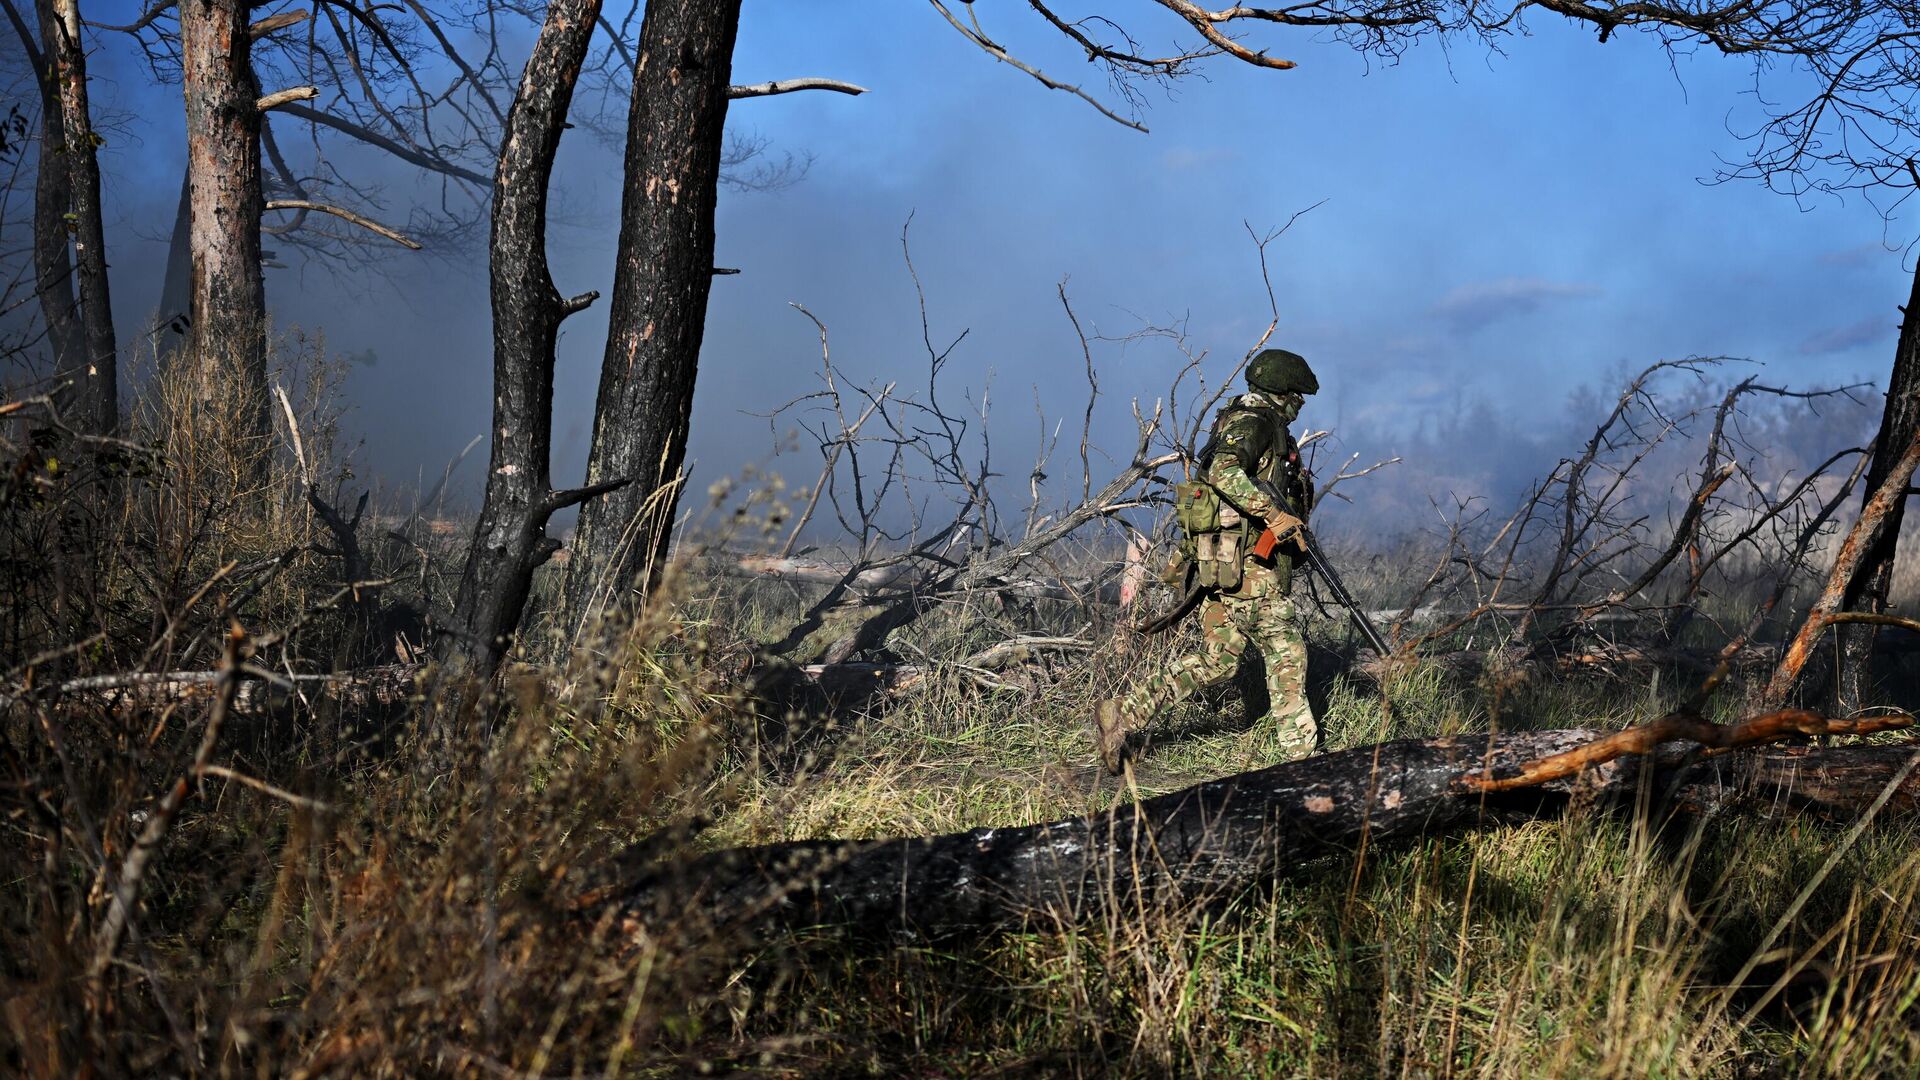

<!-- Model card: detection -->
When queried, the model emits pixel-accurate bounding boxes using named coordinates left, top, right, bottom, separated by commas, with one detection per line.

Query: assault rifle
left=1250, top=480, right=1395, bottom=656
left=1134, top=479, right=1400, bottom=656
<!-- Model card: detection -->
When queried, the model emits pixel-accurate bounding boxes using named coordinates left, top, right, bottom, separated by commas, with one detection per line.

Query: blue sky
left=61, top=0, right=1911, bottom=517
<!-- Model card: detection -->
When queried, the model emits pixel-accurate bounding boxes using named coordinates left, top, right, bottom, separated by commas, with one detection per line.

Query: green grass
left=8, top=403, right=1920, bottom=1076
left=647, top=579, right=1920, bottom=1077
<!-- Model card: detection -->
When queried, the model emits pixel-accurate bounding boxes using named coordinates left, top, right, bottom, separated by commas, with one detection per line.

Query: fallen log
left=1, top=664, right=424, bottom=713
left=788, top=635, right=1094, bottom=693
left=615, top=715, right=1918, bottom=941
left=1339, top=640, right=1780, bottom=686
left=729, top=551, right=1123, bottom=604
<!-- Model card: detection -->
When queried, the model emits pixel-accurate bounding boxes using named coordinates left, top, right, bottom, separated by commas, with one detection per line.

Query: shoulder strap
left=1199, top=397, right=1282, bottom=471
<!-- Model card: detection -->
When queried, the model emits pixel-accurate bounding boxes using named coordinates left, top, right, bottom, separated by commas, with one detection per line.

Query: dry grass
left=4, top=358, right=1920, bottom=1077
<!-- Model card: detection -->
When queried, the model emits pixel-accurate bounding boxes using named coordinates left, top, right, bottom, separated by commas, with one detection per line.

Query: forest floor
left=7, top=410, right=1920, bottom=1076
left=600, top=560, right=1920, bottom=1077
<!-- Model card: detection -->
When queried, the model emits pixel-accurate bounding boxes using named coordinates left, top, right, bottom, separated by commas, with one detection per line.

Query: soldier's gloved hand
left=1265, top=509, right=1306, bottom=550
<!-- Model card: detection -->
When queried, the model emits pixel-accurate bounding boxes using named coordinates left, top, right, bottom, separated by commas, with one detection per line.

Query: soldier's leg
left=1116, top=598, right=1247, bottom=732
left=1248, top=596, right=1316, bottom=760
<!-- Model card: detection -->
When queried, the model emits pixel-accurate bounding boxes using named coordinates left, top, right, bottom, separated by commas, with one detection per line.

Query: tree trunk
left=1838, top=269, right=1920, bottom=714
left=12, top=0, right=83, bottom=412
left=559, top=0, right=742, bottom=642
left=157, top=169, right=192, bottom=360
left=437, top=0, right=610, bottom=683
left=617, top=727, right=1920, bottom=941
left=46, top=0, right=116, bottom=434
left=1773, top=418, right=1920, bottom=706
left=179, top=0, right=268, bottom=450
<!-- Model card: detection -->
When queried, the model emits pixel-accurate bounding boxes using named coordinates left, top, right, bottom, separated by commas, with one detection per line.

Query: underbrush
left=5, top=358, right=1920, bottom=1077
left=683, top=580, right=1920, bottom=1076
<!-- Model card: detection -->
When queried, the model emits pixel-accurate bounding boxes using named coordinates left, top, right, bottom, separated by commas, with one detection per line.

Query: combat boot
left=1093, top=700, right=1129, bottom=775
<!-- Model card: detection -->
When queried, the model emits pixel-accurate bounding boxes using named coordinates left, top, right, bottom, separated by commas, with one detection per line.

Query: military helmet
left=1246, top=348, right=1318, bottom=396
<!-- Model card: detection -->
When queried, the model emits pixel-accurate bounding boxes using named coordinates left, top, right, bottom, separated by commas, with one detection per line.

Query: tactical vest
left=1170, top=398, right=1307, bottom=591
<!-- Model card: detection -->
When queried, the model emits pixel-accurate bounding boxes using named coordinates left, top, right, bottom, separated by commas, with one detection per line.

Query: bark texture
left=618, top=729, right=1920, bottom=941
left=560, top=0, right=742, bottom=640
left=14, top=0, right=82, bottom=386
left=1838, top=276, right=1920, bottom=713
left=179, top=0, right=268, bottom=445
left=46, top=0, right=116, bottom=433
left=439, top=0, right=608, bottom=681
left=16, top=0, right=83, bottom=416
left=1767, top=423, right=1920, bottom=705
left=157, top=170, right=193, bottom=357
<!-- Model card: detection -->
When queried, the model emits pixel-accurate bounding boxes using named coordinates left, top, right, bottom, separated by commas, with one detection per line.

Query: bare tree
left=0, top=0, right=111, bottom=431
left=0, top=2, right=77, bottom=386
left=436, top=0, right=622, bottom=684
left=178, top=0, right=271, bottom=445
left=1837, top=296, right=1919, bottom=710
left=555, top=0, right=1883, bottom=649
left=1691, top=1, right=1920, bottom=709
left=42, top=0, right=113, bottom=433
left=556, top=0, right=746, bottom=642
left=98, top=0, right=504, bottom=447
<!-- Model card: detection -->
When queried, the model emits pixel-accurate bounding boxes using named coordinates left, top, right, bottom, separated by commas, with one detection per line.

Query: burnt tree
left=437, top=0, right=620, bottom=683
left=616, top=714, right=1917, bottom=941
left=179, top=0, right=268, bottom=444
left=554, top=0, right=1860, bottom=643
left=1838, top=308, right=1920, bottom=712
left=44, top=0, right=115, bottom=434
left=2, top=0, right=112, bottom=431
left=559, top=0, right=743, bottom=639
left=1, top=0, right=84, bottom=408
left=1767, top=420, right=1920, bottom=706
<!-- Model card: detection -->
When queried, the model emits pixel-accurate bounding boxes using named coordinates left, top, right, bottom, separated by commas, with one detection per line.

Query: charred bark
left=1838, top=278, right=1920, bottom=714
left=1767, top=423, right=1920, bottom=706
left=437, top=0, right=612, bottom=683
left=560, top=0, right=742, bottom=640
left=617, top=725, right=1920, bottom=942
left=7, top=0, right=84, bottom=408
left=46, top=0, right=116, bottom=433
left=157, top=170, right=192, bottom=357
left=179, top=0, right=268, bottom=447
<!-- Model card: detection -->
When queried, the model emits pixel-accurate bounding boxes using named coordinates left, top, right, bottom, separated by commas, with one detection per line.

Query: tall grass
left=4, top=355, right=1919, bottom=1076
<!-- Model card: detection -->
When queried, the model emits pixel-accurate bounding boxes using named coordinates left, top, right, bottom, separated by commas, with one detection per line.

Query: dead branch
left=1460, top=708, right=1914, bottom=793
left=89, top=624, right=247, bottom=988
left=925, top=0, right=1151, bottom=132
left=1390, top=362, right=1872, bottom=671
left=255, top=86, right=320, bottom=111
left=728, top=78, right=868, bottom=99
left=1, top=664, right=422, bottom=714
left=1765, top=424, right=1920, bottom=704
left=274, top=103, right=491, bottom=187
left=263, top=200, right=422, bottom=249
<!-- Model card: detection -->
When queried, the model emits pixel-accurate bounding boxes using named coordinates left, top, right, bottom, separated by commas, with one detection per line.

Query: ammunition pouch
left=1175, top=478, right=1259, bottom=592
left=1194, top=531, right=1244, bottom=590
left=1173, top=480, right=1220, bottom=535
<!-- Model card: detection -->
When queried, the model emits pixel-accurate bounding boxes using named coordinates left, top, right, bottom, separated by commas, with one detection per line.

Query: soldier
left=1094, top=348, right=1319, bottom=774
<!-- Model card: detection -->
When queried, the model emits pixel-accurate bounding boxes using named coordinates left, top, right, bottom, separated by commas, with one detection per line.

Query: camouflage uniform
left=1097, top=351, right=1320, bottom=771
left=1115, top=547, right=1315, bottom=761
